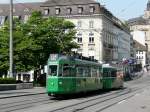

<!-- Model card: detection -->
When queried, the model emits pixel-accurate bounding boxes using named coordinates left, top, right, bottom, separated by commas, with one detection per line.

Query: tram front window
left=48, top=65, right=57, bottom=76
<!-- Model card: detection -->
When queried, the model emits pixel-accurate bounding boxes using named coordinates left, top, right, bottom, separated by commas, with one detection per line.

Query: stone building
left=0, top=0, right=131, bottom=63
left=41, top=0, right=131, bottom=63
left=128, top=0, right=150, bottom=64
left=0, top=0, right=132, bottom=80
left=0, top=2, right=42, bottom=27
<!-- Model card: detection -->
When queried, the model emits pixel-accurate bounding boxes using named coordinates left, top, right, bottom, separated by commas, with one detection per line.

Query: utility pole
left=9, top=0, right=13, bottom=78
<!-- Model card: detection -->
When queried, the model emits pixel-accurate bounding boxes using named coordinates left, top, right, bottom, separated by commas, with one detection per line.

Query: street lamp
left=9, top=0, right=13, bottom=78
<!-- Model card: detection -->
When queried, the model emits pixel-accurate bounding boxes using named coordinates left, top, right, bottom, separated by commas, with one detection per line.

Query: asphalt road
left=0, top=72, right=150, bottom=112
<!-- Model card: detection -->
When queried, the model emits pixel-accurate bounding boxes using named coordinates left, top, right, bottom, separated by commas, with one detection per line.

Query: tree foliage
left=0, top=11, right=78, bottom=74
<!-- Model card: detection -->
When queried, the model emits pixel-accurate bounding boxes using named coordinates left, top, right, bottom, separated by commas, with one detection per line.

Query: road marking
left=118, top=100, right=126, bottom=104
left=134, top=93, right=140, bottom=96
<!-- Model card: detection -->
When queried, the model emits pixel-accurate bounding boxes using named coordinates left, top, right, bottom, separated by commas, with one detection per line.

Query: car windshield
left=48, top=65, right=57, bottom=76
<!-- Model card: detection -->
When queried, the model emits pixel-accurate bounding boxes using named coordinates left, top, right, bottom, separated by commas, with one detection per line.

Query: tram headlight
left=59, top=81, right=62, bottom=85
left=51, top=82, right=54, bottom=85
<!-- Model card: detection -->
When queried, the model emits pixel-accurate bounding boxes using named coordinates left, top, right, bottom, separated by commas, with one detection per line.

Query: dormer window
left=0, top=9, right=3, bottom=13
left=55, top=8, right=60, bottom=15
left=90, top=6, right=95, bottom=13
left=24, top=8, right=29, bottom=12
left=67, top=8, right=72, bottom=14
left=78, top=7, right=83, bottom=14
left=44, top=9, right=49, bottom=15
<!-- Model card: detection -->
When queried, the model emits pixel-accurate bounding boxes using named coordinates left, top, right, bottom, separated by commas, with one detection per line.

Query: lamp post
left=9, top=0, right=13, bottom=78
left=145, top=43, right=148, bottom=64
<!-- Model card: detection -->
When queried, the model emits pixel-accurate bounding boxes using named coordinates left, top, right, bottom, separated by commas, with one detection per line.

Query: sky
left=0, top=0, right=148, bottom=20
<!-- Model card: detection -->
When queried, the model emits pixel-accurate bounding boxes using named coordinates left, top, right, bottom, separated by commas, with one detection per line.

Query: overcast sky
left=0, top=0, right=148, bottom=20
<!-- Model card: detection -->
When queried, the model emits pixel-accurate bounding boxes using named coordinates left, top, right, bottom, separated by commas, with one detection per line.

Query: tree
left=0, top=11, right=78, bottom=76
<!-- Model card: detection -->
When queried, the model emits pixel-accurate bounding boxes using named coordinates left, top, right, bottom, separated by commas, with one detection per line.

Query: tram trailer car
left=101, top=65, right=124, bottom=89
left=46, top=54, right=124, bottom=96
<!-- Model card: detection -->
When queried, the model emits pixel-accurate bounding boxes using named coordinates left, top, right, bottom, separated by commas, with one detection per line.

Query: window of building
left=77, top=37, right=82, bottom=43
left=89, top=6, right=95, bottom=13
left=55, top=8, right=60, bottom=15
left=67, top=8, right=72, bottom=14
left=89, top=32, right=94, bottom=43
left=89, top=21, right=94, bottom=28
left=141, top=56, right=143, bottom=59
left=77, top=33, right=82, bottom=43
left=78, top=7, right=83, bottom=14
left=89, top=37, right=94, bottom=43
left=77, top=21, right=82, bottom=28
left=139, top=56, right=141, bottom=59
left=89, top=56, right=94, bottom=60
left=18, top=74, right=21, bottom=80
left=44, top=9, right=49, bottom=15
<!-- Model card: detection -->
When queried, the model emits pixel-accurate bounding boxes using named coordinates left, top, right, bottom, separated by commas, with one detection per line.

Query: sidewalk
left=0, top=87, right=46, bottom=99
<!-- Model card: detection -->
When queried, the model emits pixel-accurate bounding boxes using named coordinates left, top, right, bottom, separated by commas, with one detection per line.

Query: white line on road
left=118, top=100, right=126, bottom=104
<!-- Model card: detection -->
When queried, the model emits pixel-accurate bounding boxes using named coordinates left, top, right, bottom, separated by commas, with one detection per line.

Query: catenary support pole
left=9, top=0, right=13, bottom=78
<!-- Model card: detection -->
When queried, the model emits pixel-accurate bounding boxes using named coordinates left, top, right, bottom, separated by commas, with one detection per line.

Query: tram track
left=0, top=87, right=143, bottom=112
left=48, top=88, right=132, bottom=112
left=1, top=77, right=150, bottom=112
left=0, top=88, right=129, bottom=112
left=0, top=94, right=59, bottom=112
left=48, top=84, right=149, bottom=112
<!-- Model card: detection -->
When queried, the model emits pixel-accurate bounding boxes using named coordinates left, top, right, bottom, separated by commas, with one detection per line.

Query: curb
left=0, top=92, right=46, bottom=99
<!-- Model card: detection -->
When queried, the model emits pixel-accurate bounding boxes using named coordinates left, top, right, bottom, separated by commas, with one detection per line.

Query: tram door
left=76, top=66, right=86, bottom=92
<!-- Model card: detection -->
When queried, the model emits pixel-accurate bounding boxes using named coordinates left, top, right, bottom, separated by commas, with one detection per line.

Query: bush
left=0, top=78, right=16, bottom=84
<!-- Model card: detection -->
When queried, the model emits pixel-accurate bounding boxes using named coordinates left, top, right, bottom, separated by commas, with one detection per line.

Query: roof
left=0, top=2, right=42, bottom=16
left=134, top=39, right=146, bottom=51
left=41, top=0, right=98, bottom=6
left=127, top=16, right=148, bottom=26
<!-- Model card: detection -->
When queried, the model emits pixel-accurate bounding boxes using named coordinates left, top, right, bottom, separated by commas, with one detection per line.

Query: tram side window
left=63, top=64, right=75, bottom=77
left=87, top=67, right=91, bottom=77
left=92, top=67, right=97, bottom=77
left=84, top=67, right=89, bottom=77
left=58, top=65, right=63, bottom=76
left=48, top=65, right=57, bottom=76
left=111, top=70, right=117, bottom=77
left=76, top=67, right=84, bottom=77
left=103, top=71, right=110, bottom=77
left=63, top=64, right=70, bottom=77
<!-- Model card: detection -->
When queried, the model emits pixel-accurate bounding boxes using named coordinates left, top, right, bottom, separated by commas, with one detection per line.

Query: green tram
left=46, top=54, right=123, bottom=96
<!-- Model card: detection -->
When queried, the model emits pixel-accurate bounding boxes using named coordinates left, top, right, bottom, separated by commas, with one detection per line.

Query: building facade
left=0, top=0, right=132, bottom=80
left=131, top=31, right=146, bottom=67
left=0, top=0, right=131, bottom=63
left=41, top=0, right=131, bottom=63
left=128, top=0, right=150, bottom=64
